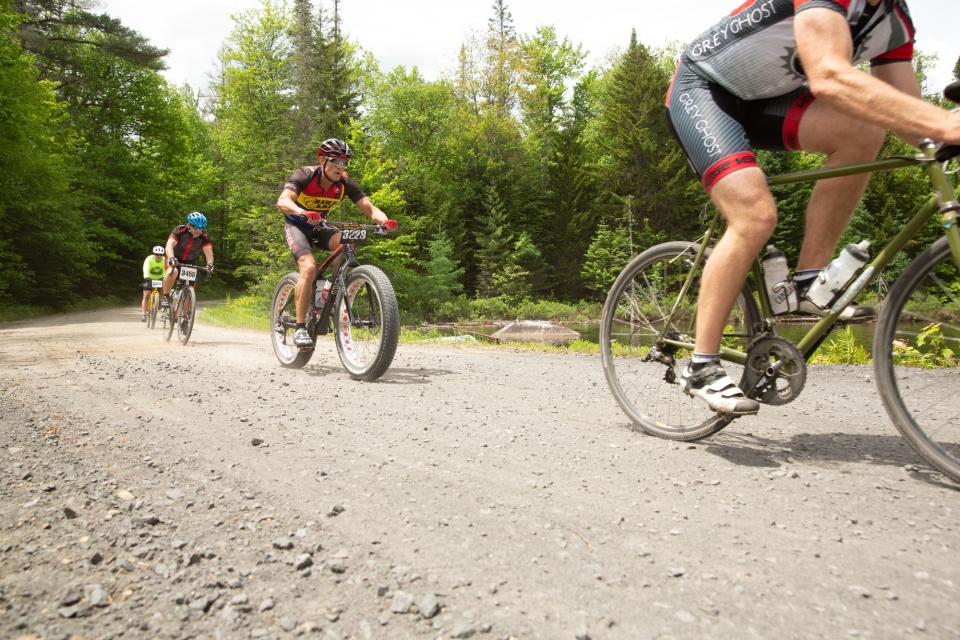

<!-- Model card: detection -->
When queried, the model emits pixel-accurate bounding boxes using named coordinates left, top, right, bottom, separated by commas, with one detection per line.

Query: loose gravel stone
left=391, top=591, right=415, bottom=614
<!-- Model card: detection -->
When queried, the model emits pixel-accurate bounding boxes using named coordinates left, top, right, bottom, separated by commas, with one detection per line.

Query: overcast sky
left=98, top=0, right=958, bottom=95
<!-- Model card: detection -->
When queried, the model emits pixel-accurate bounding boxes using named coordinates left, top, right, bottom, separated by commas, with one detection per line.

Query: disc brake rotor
left=742, top=336, right=807, bottom=405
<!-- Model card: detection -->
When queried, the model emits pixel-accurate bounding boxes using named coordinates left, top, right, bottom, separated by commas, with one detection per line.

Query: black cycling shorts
left=284, top=220, right=338, bottom=260
left=666, top=62, right=815, bottom=193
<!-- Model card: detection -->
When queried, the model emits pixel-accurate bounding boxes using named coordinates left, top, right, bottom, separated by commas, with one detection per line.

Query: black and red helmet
left=317, top=138, right=351, bottom=161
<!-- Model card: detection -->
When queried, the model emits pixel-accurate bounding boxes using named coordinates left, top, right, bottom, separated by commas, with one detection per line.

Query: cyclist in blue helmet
left=161, top=212, right=215, bottom=319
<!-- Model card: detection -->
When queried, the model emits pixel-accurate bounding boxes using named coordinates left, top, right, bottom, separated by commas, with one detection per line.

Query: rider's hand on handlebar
left=302, top=210, right=324, bottom=225
left=206, top=264, right=215, bottom=274
left=168, top=257, right=179, bottom=268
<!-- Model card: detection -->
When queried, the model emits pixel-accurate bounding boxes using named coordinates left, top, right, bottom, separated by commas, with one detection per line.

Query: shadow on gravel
left=703, top=431, right=960, bottom=489
left=301, top=365, right=456, bottom=384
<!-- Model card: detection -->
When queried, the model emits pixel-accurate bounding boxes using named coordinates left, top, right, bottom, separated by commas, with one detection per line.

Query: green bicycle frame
left=660, top=144, right=960, bottom=363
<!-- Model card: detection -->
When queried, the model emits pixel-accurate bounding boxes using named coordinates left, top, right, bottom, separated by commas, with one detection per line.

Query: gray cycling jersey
left=681, top=0, right=914, bottom=101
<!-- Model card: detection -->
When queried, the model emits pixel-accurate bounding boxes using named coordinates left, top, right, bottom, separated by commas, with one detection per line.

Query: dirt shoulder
left=1, top=308, right=958, bottom=640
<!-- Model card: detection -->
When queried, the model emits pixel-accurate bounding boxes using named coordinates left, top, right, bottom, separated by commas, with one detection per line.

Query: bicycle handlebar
left=319, top=219, right=400, bottom=236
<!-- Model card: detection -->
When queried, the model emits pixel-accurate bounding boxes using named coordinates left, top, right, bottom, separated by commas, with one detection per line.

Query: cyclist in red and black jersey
left=665, top=0, right=960, bottom=416
left=276, top=138, right=389, bottom=348
left=161, top=211, right=215, bottom=310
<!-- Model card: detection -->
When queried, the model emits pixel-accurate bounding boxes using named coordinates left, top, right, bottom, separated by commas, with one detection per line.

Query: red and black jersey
left=169, top=225, right=212, bottom=263
left=680, top=0, right=914, bottom=100
left=282, top=166, right=366, bottom=223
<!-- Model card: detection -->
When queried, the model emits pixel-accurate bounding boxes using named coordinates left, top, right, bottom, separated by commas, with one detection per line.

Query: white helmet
left=152, top=245, right=164, bottom=255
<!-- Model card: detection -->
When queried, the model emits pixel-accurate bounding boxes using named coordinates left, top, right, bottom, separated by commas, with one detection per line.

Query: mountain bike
left=145, top=279, right=162, bottom=329
left=163, top=263, right=209, bottom=345
left=270, top=219, right=400, bottom=381
left=600, top=82, right=960, bottom=482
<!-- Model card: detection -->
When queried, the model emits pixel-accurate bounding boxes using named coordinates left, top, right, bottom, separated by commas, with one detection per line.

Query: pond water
left=420, top=321, right=880, bottom=352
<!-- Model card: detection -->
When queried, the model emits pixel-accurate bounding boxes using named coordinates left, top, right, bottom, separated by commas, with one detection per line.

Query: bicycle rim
left=874, top=237, right=960, bottom=482
left=334, top=266, right=399, bottom=381
left=600, top=241, right=760, bottom=440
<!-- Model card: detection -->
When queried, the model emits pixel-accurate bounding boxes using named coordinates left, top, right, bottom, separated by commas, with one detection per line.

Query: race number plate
left=179, top=266, right=198, bottom=282
left=341, top=228, right=367, bottom=241
left=151, top=280, right=163, bottom=288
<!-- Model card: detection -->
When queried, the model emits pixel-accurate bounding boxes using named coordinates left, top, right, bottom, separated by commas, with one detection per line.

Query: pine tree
left=422, top=229, right=465, bottom=315
left=581, top=222, right=631, bottom=296
left=473, top=185, right=514, bottom=296
left=484, top=0, right=518, bottom=115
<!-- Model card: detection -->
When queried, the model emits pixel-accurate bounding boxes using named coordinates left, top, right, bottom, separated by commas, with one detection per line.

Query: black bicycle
left=163, top=263, right=209, bottom=345
left=270, top=219, right=401, bottom=381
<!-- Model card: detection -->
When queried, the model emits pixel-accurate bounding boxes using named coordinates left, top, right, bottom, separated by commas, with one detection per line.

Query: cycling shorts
left=284, top=220, right=338, bottom=260
left=666, top=62, right=815, bottom=193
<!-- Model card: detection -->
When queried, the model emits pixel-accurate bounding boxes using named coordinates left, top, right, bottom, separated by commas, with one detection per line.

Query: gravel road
left=1, top=307, right=958, bottom=640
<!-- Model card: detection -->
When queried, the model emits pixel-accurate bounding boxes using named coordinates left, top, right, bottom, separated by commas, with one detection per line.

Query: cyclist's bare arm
left=354, top=196, right=388, bottom=224
left=870, top=61, right=923, bottom=145
left=795, top=8, right=960, bottom=145
left=165, top=237, right=177, bottom=260
left=202, top=245, right=214, bottom=268
left=276, top=188, right=306, bottom=218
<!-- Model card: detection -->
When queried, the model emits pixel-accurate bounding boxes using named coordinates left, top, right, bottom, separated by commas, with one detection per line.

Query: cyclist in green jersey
left=141, top=246, right=166, bottom=321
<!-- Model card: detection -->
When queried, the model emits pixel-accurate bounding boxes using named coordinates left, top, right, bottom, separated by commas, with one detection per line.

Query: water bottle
left=314, top=279, right=331, bottom=308
left=762, top=245, right=798, bottom=315
left=804, top=240, right=871, bottom=308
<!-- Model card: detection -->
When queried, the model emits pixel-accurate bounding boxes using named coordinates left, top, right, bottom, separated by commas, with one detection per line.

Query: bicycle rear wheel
left=334, top=265, right=400, bottom=381
left=600, top=241, right=762, bottom=440
left=270, top=272, right=315, bottom=368
left=874, top=237, right=960, bottom=482
left=177, top=287, right=196, bottom=345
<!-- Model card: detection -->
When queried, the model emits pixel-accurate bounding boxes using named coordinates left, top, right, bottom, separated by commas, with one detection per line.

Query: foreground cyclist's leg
left=686, top=168, right=775, bottom=415
left=793, top=98, right=885, bottom=319
left=293, top=254, right=317, bottom=347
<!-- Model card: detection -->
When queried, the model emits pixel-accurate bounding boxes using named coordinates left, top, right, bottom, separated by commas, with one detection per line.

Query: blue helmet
left=186, top=211, right=207, bottom=229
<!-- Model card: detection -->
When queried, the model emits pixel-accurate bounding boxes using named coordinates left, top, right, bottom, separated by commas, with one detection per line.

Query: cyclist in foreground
left=141, top=245, right=166, bottom=322
left=161, top=212, right=215, bottom=325
left=275, top=138, right=389, bottom=348
left=665, top=0, right=960, bottom=416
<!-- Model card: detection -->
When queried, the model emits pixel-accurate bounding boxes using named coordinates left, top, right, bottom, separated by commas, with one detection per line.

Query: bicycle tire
left=177, top=286, right=196, bottom=345
left=163, top=291, right=176, bottom=342
left=334, top=265, right=400, bottom=381
left=600, top=240, right=762, bottom=440
left=873, top=236, right=960, bottom=482
left=148, top=290, right=159, bottom=329
left=270, top=272, right=315, bottom=368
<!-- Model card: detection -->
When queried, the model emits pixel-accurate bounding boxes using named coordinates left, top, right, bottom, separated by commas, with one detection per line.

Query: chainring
left=742, top=336, right=807, bottom=406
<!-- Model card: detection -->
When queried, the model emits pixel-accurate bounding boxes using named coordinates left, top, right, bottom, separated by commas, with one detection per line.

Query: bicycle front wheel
left=874, top=237, right=960, bottom=482
left=177, top=287, right=196, bottom=345
left=600, top=241, right=761, bottom=440
left=334, top=265, right=400, bottom=381
left=148, top=290, right=159, bottom=329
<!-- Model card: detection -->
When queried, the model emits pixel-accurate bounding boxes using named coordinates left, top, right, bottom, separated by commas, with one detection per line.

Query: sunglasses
left=326, top=157, right=348, bottom=168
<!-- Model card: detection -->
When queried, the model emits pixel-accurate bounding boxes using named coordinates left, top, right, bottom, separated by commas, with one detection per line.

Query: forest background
left=2, top=0, right=958, bottom=323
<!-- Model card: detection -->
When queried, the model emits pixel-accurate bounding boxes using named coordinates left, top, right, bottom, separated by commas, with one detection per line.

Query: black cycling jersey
left=169, top=225, right=212, bottom=262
